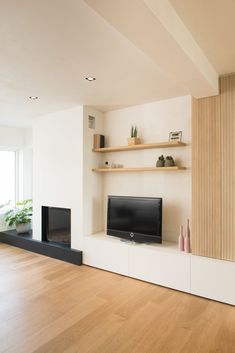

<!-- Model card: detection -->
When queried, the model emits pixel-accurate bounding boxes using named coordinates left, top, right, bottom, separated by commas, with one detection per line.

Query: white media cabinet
left=83, top=232, right=235, bottom=306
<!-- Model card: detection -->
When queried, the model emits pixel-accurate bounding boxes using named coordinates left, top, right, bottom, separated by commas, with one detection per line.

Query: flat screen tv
left=107, top=196, right=162, bottom=243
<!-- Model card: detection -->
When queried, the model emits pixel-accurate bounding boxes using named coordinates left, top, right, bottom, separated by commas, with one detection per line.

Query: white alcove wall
left=82, top=106, right=104, bottom=238
left=102, top=95, right=192, bottom=243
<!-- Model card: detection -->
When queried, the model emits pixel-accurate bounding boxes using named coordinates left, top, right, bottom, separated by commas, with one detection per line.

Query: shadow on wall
left=91, top=196, right=104, bottom=234
left=163, top=202, right=186, bottom=242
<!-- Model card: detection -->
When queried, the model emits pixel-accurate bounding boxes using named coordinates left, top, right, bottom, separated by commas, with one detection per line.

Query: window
left=0, top=151, right=16, bottom=206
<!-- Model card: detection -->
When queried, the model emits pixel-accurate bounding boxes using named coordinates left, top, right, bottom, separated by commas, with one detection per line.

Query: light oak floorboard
left=0, top=244, right=234, bottom=353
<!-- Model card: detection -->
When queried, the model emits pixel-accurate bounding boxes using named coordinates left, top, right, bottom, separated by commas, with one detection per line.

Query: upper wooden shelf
left=92, top=141, right=186, bottom=153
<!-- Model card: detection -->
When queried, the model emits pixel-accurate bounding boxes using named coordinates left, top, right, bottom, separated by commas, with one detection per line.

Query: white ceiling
left=0, top=0, right=233, bottom=126
left=170, top=0, right=235, bottom=75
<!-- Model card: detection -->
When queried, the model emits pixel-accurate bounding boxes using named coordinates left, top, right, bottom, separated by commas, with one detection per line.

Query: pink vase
left=178, top=225, right=184, bottom=251
left=185, top=219, right=191, bottom=253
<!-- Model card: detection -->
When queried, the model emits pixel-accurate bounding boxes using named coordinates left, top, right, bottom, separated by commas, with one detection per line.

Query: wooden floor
left=0, top=244, right=235, bottom=353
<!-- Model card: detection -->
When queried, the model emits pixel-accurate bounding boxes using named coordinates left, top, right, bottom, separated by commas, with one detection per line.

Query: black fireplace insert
left=42, top=206, right=71, bottom=247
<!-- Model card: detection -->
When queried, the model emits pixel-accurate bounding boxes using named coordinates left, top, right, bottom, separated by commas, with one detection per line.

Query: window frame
left=0, top=148, right=18, bottom=207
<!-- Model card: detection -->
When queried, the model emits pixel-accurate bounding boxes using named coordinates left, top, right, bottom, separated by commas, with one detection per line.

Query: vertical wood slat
left=220, top=75, right=235, bottom=261
left=192, top=73, right=235, bottom=261
left=192, top=95, right=221, bottom=259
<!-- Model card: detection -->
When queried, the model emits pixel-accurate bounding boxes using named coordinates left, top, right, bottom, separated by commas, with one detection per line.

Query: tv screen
left=107, top=196, right=162, bottom=243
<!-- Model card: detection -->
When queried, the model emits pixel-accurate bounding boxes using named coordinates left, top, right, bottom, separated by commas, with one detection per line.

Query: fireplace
left=42, top=206, right=71, bottom=247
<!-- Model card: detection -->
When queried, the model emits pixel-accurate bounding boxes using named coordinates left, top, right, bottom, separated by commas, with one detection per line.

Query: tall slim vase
left=185, top=219, right=191, bottom=253
left=178, top=225, right=184, bottom=251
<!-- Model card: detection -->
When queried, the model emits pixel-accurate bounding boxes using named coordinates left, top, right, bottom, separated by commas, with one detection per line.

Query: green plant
left=131, top=125, right=138, bottom=138
left=5, top=199, right=32, bottom=227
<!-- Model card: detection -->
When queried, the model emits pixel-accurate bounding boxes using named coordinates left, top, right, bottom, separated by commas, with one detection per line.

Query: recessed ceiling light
left=29, top=96, right=39, bottom=100
left=85, top=76, right=96, bottom=81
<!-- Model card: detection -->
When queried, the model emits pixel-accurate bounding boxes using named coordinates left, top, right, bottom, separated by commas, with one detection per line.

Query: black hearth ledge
left=0, top=230, right=82, bottom=265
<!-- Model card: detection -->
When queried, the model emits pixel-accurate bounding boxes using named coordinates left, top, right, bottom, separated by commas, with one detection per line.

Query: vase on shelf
left=178, top=225, right=184, bottom=251
left=156, top=155, right=165, bottom=167
left=185, top=219, right=191, bottom=253
left=164, top=156, right=175, bottom=167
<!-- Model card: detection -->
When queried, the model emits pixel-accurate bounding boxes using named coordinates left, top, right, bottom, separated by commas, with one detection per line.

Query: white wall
left=32, top=96, right=190, bottom=247
left=102, top=96, right=192, bottom=242
left=33, top=106, right=84, bottom=249
left=0, top=126, right=24, bottom=150
left=83, top=106, right=104, bottom=237
left=19, top=128, right=33, bottom=200
left=21, top=148, right=33, bottom=199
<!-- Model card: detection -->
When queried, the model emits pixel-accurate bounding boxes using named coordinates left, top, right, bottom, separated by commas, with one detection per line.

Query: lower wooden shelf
left=92, top=166, right=186, bottom=173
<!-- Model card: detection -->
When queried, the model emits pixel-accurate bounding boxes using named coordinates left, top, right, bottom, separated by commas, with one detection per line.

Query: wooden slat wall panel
left=192, top=96, right=221, bottom=259
left=220, top=75, right=235, bottom=261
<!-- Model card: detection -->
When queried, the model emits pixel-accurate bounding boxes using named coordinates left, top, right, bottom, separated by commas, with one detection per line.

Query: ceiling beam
left=85, top=0, right=219, bottom=98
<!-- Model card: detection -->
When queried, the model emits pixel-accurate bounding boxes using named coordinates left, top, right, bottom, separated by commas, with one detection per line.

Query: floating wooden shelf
left=92, top=141, right=186, bottom=153
left=92, top=166, right=186, bottom=173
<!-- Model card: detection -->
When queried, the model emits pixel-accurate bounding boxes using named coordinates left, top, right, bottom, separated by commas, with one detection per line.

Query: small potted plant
left=165, top=156, right=175, bottom=167
left=156, top=155, right=165, bottom=167
left=128, top=125, right=140, bottom=146
left=5, top=199, right=33, bottom=234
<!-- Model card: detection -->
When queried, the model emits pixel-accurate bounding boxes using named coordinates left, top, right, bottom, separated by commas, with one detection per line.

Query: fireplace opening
left=42, top=206, right=71, bottom=248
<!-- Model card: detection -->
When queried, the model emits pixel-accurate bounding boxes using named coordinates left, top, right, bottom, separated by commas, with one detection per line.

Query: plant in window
left=4, top=199, right=33, bottom=234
